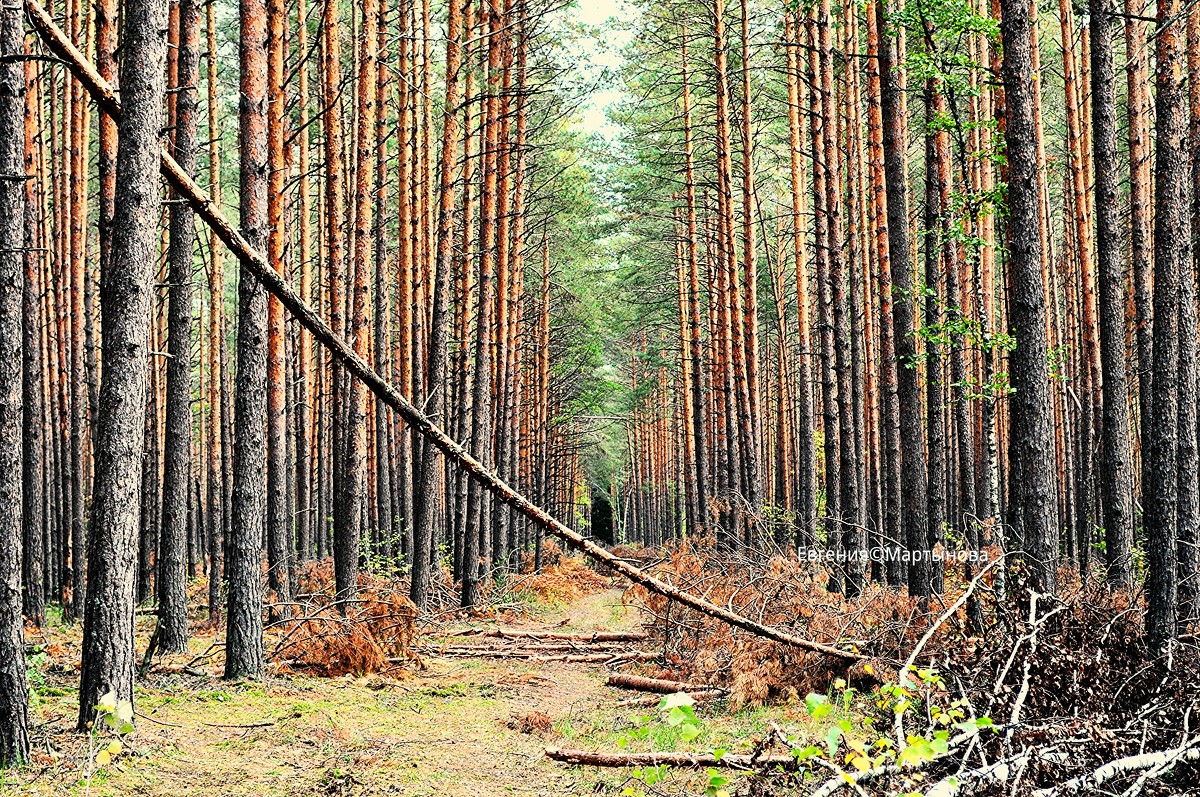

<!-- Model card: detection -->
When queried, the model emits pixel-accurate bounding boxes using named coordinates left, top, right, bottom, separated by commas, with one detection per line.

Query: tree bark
left=21, top=49, right=44, bottom=629
left=225, top=0, right=269, bottom=679
left=1088, top=0, right=1135, bottom=587
left=77, top=0, right=170, bottom=727
left=1145, top=0, right=1190, bottom=651
left=877, top=0, right=930, bottom=596
left=0, top=0, right=30, bottom=762
left=1125, top=0, right=1153, bottom=491
left=265, top=0, right=291, bottom=613
left=1182, top=0, right=1200, bottom=623
left=339, top=0, right=378, bottom=601
left=463, top=0, right=503, bottom=607
left=998, top=0, right=1060, bottom=594
left=204, top=0, right=225, bottom=624
left=160, top=0, right=201, bottom=653
left=865, top=0, right=902, bottom=585
left=412, top=0, right=463, bottom=606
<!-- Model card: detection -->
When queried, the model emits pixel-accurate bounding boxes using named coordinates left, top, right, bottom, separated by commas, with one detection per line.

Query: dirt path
left=10, top=589, right=650, bottom=796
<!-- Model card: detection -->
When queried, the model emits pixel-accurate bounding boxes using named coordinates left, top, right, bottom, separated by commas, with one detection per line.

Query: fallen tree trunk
left=406, top=650, right=659, bottom=664
left=616, top=690, right=723, bottom=707
left=424, top=641, right=639, bottom=654
left=606, top=673, right=724, bottom=694
left=26, top=0, right=862, bottom=664
left=450, top=628, right=649, bottom=643
left=1032, top=740, right=1200, bottom=797
left=545, top=747, right=798, bottom=771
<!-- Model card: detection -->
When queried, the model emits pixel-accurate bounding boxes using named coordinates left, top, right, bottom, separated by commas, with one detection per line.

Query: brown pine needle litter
left=268, top=561, right=420, bottom=677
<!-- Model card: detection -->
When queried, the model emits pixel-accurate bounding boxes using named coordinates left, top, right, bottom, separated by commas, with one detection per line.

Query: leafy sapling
left=83, top=690, right=135, bottom=795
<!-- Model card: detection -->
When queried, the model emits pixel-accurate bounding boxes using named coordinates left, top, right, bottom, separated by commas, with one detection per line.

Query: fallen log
left=1032, top=740, right=1200, bottom=797
left=27, top=0, right=861, bottom=665
left=616, top=690, right=724, bottom=707
left=410, top=648, right=661, bottom=663
left=545, top=747, right=798, bottom=771
left=423, top=641, right=638, bottom=654
left=450, top=628, right=649, bottom=643
left=606, top=673, right=724, bottom=694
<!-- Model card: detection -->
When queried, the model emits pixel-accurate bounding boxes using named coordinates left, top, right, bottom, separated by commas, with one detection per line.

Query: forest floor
left=6, top=583, right=820, bottom=796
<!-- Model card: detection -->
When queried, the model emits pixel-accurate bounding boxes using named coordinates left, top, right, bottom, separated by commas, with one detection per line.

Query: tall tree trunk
left=160, top=0, right=201, bottom=653
left=784, top=10, right=814, bottom=545
left=22, top=51, right=45, bottom=629
left=338, top=0, right=378, bottom=601
left=1144, top=0, right=1190, bottom=651
left=204, top=0, right=225, bottom=624
left=1126, top=0, right=1153, bottom=489
left=1183, top=0, right=1200, bottom=622
left=0, top=0, right=30, bottom=763
left=372, top=0, right=392, bottom=567
left=737, top=0, right=760, bottom=526
left=463, top=0, right=503, bottom=607
left=77, top=0, right=170, bottom=725
left=226, top=0, right=269, bottom=679
left=292, top=0, right=312, bottom=568
left=807, top=8, right=840, bottom=556
left=412, top=0, right=464, bottom=607
left=322, top=0, right=345, bottom=551
left=998, top=0, right=1060, bottom=595
left=923, top=81, right=947, bottom=594
left=865, top=0, right=902, bottom=584
left=265, top=0, right=292, bottom=612
left=877, top=0, right=930, bottom=596
left=1089, top=0, right=1135, bottom=587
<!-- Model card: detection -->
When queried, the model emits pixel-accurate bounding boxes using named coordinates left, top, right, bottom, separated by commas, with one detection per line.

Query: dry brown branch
left=544, top=747, right=798, bottom=770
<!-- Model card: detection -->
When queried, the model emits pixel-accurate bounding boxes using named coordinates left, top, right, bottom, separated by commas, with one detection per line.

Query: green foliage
left=779, top=670, right=997, bottom=790
left=618, top=693, right=733, bottom=797
left=83, top=691, right=136, bottom=795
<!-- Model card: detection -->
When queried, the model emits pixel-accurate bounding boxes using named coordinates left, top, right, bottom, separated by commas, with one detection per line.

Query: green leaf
left=711, top=748, right=726, bottom=762
left=804, top=693, right=829, bottom=716
left=96, top=690, right=117, bottom=714
left=666, top=706, right=696, bottom=727
left=679, top=723, right=701, bottom=742
left=824, top=725, right=843, bottom=757
left=660, top=692, right=695, bottom=711
left=793, top=745, right=822, bottom=761
left=706, top=768, right=730, bottom=787
left=898, top=737, right=935, bottom=767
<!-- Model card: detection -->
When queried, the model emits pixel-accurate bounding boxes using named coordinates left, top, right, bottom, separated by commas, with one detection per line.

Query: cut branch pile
left=543, top=548, right=1200, bottom=796
left=625, top=540, right=942, bottom=707
left=267, top=561, right=419, bottom=676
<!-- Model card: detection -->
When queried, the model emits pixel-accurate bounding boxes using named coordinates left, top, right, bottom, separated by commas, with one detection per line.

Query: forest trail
left=12, top=589, right=653, bottom=796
